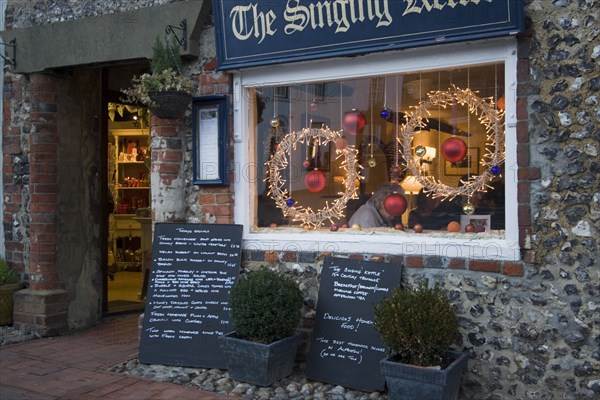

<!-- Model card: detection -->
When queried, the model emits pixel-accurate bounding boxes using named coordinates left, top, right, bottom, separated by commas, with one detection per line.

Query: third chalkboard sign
left=305, top=256, right=402, bottom=392
left=139, top=223, right=242, bottom=368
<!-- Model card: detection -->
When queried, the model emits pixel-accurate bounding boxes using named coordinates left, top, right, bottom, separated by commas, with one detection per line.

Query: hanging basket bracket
left=165, top=19, right=187, bottom=50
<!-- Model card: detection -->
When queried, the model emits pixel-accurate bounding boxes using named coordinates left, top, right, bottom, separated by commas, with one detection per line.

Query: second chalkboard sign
left=305, top=256, right=402, bottom=392
left=139, top=223, right=242, bottom=368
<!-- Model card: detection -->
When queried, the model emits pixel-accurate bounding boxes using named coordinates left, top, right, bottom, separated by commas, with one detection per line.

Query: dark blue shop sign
left=213, top=0, right=524, bottom=70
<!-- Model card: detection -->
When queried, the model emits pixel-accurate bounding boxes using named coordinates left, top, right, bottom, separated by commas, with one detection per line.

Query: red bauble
left=413, top=223, right=424, bottom=233
left=473, top=224, right=486, bottom=233
left=383, top=193, right=408, bottom=217
left=441, top=137, right=468, bottom=163
left=342, top=109, right=367, bottom=136
left=394, top=223, right=404, bottom=231
left=391, top=165, right=402, bottom=179
left=304, top=170, right=326, bottom=193
left=303, top=160, right=311, bottom=168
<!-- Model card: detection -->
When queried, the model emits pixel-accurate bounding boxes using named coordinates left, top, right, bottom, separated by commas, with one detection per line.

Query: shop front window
left=254, top=64, right=505, bottom=232
left=234, top=40, right=519, bottom=260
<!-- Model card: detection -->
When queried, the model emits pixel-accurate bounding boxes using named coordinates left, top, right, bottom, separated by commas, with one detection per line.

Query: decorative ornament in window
left=266, top=126, right=363, bottom=229
left=400, top=86, right=505, bottom=201
left=342, top=109, right=367, bottom=136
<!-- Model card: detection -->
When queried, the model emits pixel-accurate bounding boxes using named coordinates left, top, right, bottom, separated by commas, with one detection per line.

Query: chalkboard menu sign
left=139, top=223, right=243, bottom=368
left=305, top=256, right=402, bottom=392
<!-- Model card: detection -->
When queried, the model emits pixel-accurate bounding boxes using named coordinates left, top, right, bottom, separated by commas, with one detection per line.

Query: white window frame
left=233, top=38, right=520, bottom=261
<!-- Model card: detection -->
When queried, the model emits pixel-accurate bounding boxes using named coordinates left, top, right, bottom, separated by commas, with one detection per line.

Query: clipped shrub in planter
left=373, top=279, right=468, bottom=400
left=230, top=268, right=303, bottom=343
left=0, top=258, right=23, bottom=326
left=219, top=268, right=304, bottom=386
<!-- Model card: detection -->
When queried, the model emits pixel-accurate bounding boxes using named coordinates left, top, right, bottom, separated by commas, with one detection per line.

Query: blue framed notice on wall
left=192, top=96, right=229, bottom=185
left=213, top=0, right=524, bottom=70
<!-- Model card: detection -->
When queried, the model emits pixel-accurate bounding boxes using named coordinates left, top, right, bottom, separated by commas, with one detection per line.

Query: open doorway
left=104, top=65, right=152, bottom=315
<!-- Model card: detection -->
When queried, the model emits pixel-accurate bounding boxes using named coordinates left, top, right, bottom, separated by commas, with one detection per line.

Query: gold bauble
left=367, top=157, right=377, bottom=168
left=463, top=202, right=476, bottom=215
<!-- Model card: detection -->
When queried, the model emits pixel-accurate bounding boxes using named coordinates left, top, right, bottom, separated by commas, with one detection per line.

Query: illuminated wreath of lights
left=267, top=127, right=362, bottom=229
left=400, top=86, right=505, bottom=200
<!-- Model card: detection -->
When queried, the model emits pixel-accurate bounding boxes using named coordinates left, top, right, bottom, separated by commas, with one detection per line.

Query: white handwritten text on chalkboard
left=139, top=224, right=243, bottom=368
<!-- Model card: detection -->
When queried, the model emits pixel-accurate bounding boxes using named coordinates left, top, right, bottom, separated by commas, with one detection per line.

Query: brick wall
left=4, top=72, right=69, bottom=336
left=183, top=57, right=235, bottom=225
left=28, top=74, right=60, bottom=290
left=2, top=72, right=62, bottom=286
left=245, top=250, right=524, bottom=277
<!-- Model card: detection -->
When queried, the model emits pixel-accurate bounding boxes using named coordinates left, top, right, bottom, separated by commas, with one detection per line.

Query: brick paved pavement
left=0, top=314, right=234, bottom=399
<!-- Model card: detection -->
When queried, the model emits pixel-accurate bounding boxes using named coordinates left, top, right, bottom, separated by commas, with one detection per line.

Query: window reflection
left=254, top=65, right=505, bottom=232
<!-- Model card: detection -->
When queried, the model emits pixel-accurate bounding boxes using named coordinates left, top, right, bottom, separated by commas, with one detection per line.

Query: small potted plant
left=373, top=279, right=468, bottom=400
left=0, top=258, right=23, bottom=326
left=219, top=267, right=304, bottom=386
left=122, top=35, right=195, bottom=119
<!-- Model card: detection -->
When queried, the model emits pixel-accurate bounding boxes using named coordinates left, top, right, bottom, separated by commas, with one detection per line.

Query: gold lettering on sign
left=230, top=3, right=277, bottom=44
left=284, top=0, right=392, bottom=35
left=228, top=0, right=492, bottom=43
left=403, top=0, right=491, bottom=16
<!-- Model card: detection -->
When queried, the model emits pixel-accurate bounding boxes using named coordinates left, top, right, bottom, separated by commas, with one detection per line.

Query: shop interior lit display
left=106, top=103, right=152, bottom=312
left=254, top=64, right=506, bottom=233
